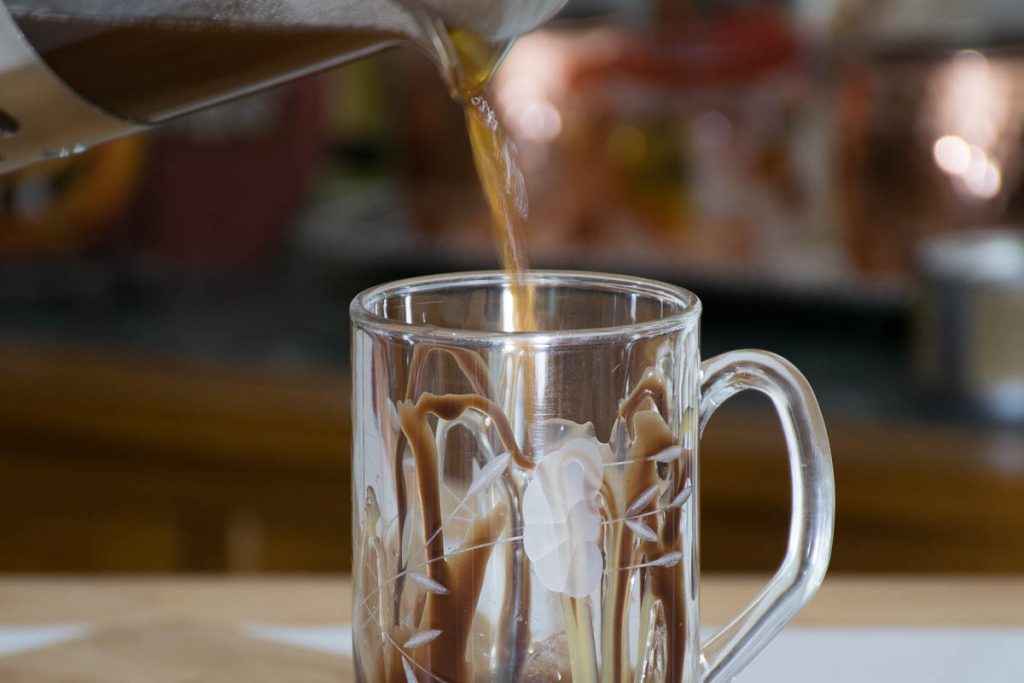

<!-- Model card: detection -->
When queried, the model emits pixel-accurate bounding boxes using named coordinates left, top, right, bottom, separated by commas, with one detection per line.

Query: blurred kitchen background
left=2, top=0, right=1024, bottom=574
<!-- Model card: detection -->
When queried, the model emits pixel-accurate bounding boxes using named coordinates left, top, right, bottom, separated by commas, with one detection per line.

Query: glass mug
left=351, top=271, right=834, bottom=682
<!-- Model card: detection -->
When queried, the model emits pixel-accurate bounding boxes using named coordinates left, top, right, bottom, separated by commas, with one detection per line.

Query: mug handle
left=698, top=350, right=835, bottom=683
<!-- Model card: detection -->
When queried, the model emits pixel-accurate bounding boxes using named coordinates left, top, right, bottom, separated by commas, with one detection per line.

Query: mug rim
left=350, top=270, right=702, bottom=345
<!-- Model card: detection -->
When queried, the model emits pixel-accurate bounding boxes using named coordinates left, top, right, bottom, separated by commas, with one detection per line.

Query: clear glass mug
left=351, top=271, right=834, bottom=682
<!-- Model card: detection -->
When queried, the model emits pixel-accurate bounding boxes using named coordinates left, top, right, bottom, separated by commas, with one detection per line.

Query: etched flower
left=523, top=436, right=605, bottom=598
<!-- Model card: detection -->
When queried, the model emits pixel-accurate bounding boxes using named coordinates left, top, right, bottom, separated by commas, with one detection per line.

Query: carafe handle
left=698, top=350, right=835, bottom=683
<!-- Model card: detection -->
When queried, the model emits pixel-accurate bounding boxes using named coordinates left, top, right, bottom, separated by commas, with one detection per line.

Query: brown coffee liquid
left=10, top=13, right=401, bottom=123
left=447, top=30, right=537, bottom=332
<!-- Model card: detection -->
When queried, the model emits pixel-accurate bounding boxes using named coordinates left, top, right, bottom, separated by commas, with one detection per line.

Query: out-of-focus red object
left=124, top=78, right=329, bottom=273
left=567, top=7, right=799, bottom=89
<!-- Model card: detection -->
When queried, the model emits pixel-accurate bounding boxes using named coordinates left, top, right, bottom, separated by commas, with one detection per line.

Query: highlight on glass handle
left=698, top=350, right=836, bottom=683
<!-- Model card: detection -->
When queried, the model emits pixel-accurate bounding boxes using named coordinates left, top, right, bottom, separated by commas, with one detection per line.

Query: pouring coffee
left=0, top=0, right=565, bottom=173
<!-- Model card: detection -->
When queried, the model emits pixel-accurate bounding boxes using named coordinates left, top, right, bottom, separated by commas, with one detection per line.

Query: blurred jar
left=835, top=0, right=1024, bottom=276
left=915, top=227, right=1024, bottom=420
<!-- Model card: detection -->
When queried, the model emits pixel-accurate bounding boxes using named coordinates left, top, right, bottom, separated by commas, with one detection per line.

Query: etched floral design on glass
left=351, top=272, right=834, bottom=683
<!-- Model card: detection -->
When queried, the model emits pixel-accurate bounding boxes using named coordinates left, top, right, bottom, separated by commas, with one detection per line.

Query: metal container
left=915, top=228, right=1024, bottom=420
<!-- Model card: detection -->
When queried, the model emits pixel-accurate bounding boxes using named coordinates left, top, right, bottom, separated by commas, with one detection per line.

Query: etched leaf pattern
left=467, top=452, right=511, bottom=498
left=670, top=481, right=693, bottom=509
left=401, top=657, right=418, bottom=683
left=647, top=551, right=683, bottom=568
left=408, top=572, right=449, bottom=595
left=649, top=445, right=683, bottom=463
left=625, top=519, right=659, bottom=542
left=627, top=484, right=661, bottom=517
left=404, top=629, right=443, bottom=649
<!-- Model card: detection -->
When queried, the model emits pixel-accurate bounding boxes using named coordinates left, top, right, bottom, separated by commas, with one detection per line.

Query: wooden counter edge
left=1, top=575, right=1022, bottom=627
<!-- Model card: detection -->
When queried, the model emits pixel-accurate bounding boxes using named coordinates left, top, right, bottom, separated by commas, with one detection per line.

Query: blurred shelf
left=700, top=403, right=1024, bottom=573
left=0, top=339, right=350, bottom=573
left=298, top=187, right=912, bottom=311
left=0, top=242, right=942, bottom=431
left=0, top=339, right=1022, bottom=573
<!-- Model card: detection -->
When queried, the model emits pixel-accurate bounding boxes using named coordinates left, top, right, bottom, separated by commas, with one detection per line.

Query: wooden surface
left=0, top=340, right=351, bottom=572
left=0, top=619, right=347, bottom=683
left=700, top=406, right=1024, bottom=572
left=2, top=339, right=1024, bottom=573
left=2, top=576, right=1024, bottom=682
left=2, top=576, right=1024, bottom=627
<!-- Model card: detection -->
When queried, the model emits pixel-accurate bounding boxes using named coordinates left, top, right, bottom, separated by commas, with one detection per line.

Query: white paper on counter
left=244, top=624, right=353, bottom=658
left=247, top=624, right=1024, bottom=682
left=0, top=625, right=92, bottom=657
left=739, top=627, right=1024, bottom=682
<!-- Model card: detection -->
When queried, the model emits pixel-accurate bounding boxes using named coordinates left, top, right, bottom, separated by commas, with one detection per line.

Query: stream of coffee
left=446, top=30, right=537, bottom=332
left=360, top=29, right=687, bottom=683
left=358, top=21, right=691, bottom=683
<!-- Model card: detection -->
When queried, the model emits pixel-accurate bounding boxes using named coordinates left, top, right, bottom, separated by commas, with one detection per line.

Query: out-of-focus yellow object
left=0, top=137, right=146, bottom=256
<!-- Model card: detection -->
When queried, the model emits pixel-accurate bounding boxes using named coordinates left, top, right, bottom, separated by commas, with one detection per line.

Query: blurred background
left=2, top=0, right=1024, bottom=574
